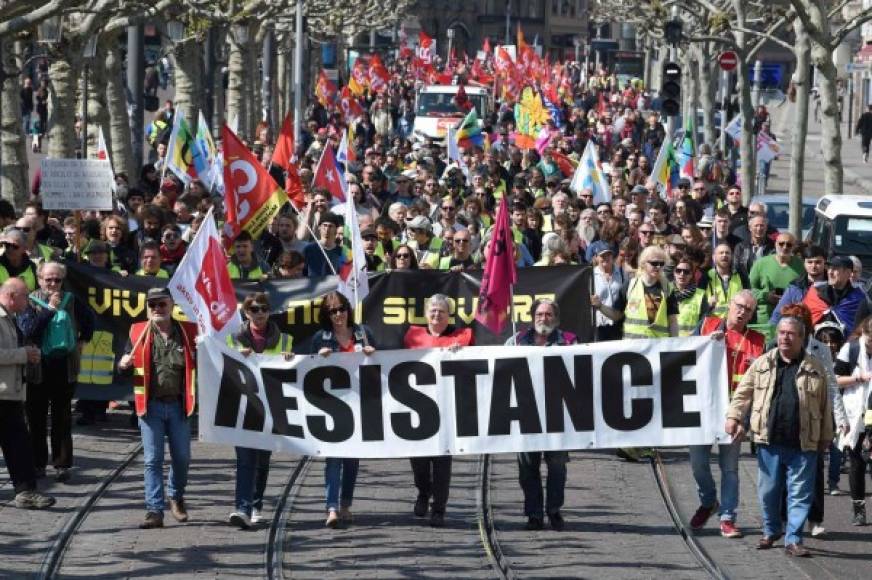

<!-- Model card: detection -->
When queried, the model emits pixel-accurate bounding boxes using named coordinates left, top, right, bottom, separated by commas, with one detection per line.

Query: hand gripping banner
left=197, top=336, right=730, bottom=458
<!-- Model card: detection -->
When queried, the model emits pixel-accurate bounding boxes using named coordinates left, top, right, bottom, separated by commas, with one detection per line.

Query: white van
left=412, top=85, right=492, bottom=144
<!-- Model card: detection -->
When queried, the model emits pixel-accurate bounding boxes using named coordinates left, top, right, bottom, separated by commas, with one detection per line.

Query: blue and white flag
left=569, top=140, right=611, bottom=205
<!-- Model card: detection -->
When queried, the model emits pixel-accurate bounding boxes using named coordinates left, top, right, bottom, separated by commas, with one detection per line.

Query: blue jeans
left=688, top=442, right=741, bottom=522
left=139, top=400, right=191, bottom=514
left=235, top=447, right=271, bottom=516
left=518, top=451, right=568, bottom=518
left=324, top=458, right=359, bottom=511
left=757, top=444, right=818, bottom=545
left=827, top=444, right=842, bottom=488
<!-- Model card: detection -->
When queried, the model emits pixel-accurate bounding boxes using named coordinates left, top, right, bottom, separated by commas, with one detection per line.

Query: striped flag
left=650, top=141, right=678, bottom=198
left=677, top=117, right=696, bottom=180
left=165, top=110, right=196, bottom=185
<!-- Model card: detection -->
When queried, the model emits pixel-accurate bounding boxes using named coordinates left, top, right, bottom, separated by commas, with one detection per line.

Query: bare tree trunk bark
left=247, top=30, right=261, bottom=139
left=226, top=32, right=247, bottom=138
left=814, top=49, right=843, bottom=194
left=790, top=18, right=811, bottom=237
left=85, top=38, right=110, bottom=160
left=0, top=36, right=29, bottom=205
left=104, top=40, right=133, bottom=178
left=173, top=39, right=202, bottom=133
left=47, top=53, right=80, bottom=159
left=696, top=43, right=717, bottom=148
left=736, top=56, right=756, bottom=204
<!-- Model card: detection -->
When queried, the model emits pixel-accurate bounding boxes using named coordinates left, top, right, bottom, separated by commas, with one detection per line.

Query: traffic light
left=661, top=61, right=681, bottom=117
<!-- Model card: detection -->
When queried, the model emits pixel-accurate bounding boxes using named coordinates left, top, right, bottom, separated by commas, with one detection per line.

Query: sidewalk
left=766, top=100, right=872, bottom=197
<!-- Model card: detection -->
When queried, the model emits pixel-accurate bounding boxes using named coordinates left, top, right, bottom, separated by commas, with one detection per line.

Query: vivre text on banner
left=197, top=336, right=729, bottom=458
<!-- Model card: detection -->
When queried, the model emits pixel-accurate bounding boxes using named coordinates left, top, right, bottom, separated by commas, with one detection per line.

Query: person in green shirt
left=749, top=233, right=804, bottom=323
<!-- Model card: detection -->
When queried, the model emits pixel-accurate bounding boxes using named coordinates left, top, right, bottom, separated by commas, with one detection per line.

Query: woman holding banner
left=226, top=293, right=294, bottom=530
left=403, top=294, right=473, bottom=528
left=311, top=291, right=376, bottom=528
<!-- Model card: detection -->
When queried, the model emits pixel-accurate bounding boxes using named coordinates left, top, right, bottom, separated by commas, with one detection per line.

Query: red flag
left=272, top=112, right=294, bottom=169
left=550, top=150, right=577, bottom=177
left=315, top=70, right=337, bottom=106
left=418, top=31, right=434, bottom=64
left=222, top=124, right=288, bottom=244
left=597, top=91, right=607, bottom=115
left=285, top=162, right=306, bottom=210
left=339, top=86, right=365, bottom=120
left=482, top=37, right=491, bottom=56
left=368, top=62, right=390, bottom=93
left=476, top=196, right=517, bottom=334
left=312, top=145, right=346, bottom=202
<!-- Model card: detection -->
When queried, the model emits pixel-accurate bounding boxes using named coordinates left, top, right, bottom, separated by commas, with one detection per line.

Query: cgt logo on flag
left=194, top=237, right=238, bottom=332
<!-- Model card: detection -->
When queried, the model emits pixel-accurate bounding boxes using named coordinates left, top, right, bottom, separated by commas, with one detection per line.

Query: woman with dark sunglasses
left=310, top=291, right=376, bottom=528
left=226, top=293, right=294, bottom=530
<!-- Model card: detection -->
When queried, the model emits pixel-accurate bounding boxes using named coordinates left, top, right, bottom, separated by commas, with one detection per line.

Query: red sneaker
left=720, top=520, right=743, bottom=538
left=690, top=501, right=719, bottom=530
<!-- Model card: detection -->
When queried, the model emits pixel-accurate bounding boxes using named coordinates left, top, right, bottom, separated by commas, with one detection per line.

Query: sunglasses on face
left=328, top=307, right=347, bottom=315
left=639, top=230, right=653, bottom=235
left=674, top=268, right=692, bottom=275
left=647, top=261, right=665, bottom=268
left=395, top=253, right=412, bottom=259
left=147, top=300, right=168, bottom=308
left=777, top=241, right=793, bottom=248
left=442, top=206, right=455, bottom=211
left=454, top=238, right=470, bottom=244
left=246, top=305, right=270, bottom=314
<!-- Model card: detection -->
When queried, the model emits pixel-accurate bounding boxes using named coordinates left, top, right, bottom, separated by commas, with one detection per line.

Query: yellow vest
left=77, top=330, right=115, bottom=385
left=624, top=278, right=670, bottom=338
left=676, top=288, right=707, bottom=337
left=0, top=263, right=37, bottom=292
left=227, top=261, right=264, bottom=280
left=705, top=269, right=744, bottom=318
left=227, top=332, right=293, bottom=354
left=135, top=268, right=169, bottom=278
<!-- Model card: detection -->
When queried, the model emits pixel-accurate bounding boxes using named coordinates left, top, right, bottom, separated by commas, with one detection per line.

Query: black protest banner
left=66, top=263, right=593, bottom=400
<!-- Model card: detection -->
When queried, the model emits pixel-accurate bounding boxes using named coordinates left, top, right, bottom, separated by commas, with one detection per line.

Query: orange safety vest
left=129, top=320, right=198, bottom=417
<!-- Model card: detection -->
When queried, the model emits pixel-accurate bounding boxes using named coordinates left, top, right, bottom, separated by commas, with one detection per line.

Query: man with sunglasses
left=118, top=287, right=198, bottom=530
left=438, top=228, right=476, bottom=271
left=692, top=291, right=764, bottom=539
left=749, top=234, right=804, bottom=323
left=0, top=228, right=38, bottom=292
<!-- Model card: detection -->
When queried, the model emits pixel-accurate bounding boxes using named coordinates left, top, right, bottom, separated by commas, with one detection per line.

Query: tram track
left=34, top=441, right=144, bottom=580
left=264, top=455, right=312, bottom=580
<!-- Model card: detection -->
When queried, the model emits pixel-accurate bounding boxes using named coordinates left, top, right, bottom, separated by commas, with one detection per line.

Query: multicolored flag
left=192, top=111, right=222, bottom=192
left=337, top=190, right=369, bottom=307
left=165, top=110, right=197, bottom=185
left=677, top=117, right=696, bottom=180
left=222, top=124, right=289, bottom=243
left=476, top=196, right=517, bottom=335
left=569, top=140, right=611, bottom=205
left=650, top=140, right=679, bottom=197
left=455, top=107, right=484, bottom=149
left=168, top=207, right=241, bottom=341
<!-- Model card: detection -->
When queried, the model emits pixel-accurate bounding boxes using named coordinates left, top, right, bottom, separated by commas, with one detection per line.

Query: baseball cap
left=407, top=215, right=432, bottom=232
left=146, top=287, right=172, bottom=302
left=588, top=240, right=615, bottom=256
left=827, top=255, right=853, bottom=269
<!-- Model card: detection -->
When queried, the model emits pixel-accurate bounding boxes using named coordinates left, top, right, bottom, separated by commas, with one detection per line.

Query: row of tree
left=0, top=0, right=412, bottom=207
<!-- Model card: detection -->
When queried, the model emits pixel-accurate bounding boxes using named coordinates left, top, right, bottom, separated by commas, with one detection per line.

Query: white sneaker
left=229, top=511, right=251, bottom=529
left=810, top=523, right=826, bottom=537
left=250, top=508, right=264, bottom=524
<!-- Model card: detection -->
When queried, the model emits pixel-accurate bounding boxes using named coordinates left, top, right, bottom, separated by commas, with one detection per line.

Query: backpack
left=30, top=293, right=77, bottom=357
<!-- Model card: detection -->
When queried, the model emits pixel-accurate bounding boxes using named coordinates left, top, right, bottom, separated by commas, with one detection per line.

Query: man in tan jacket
left=0, top=278, right=54, bottom=509
left=726, top=316, right=833, bottom=557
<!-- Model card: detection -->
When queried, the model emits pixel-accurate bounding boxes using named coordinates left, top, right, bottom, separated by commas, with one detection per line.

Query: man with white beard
left=506, top=299, right=578, bottom=531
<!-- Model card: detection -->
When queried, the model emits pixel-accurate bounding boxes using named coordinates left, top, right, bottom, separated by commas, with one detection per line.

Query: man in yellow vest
left=0, top=229, right=38, bottom=291
left=623, top=247, right=680, bottom=339
left=135, top=241, right=170, bottom=278
left=406, top=216, right=442, bottom=269
left=672, top=255, right=710, bottom=336
left=227, top=231, right=268, bottom=281
left=438, top=228, right=476, bottom=271
left=705, top=243, right=750, bottom=319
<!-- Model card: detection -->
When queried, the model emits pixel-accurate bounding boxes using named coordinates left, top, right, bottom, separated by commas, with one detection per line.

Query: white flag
left=336, top=199, right=369, bottom=307
left=168, top=208, right=242, bottom=341
left=570, top=141, right=611, bottom=205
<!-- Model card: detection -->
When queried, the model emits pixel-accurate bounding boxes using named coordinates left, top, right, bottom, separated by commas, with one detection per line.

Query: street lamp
left=232, top=21, right=250, bottom=45
left=446, top=27, right=455, bottom=63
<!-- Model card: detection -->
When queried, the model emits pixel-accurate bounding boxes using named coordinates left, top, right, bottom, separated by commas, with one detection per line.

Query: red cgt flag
left=476, top=196, right=517, bottom=335
left=222, top=124, right=288, bottom=244
left=272, top=112, right=294, bottom=170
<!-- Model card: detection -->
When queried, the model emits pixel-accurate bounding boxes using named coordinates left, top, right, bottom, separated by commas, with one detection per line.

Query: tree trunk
left=790, top=18, right=811, bottom=237
left=0, top=36, right=29, bottom=205
left=104, top=40, right=134, bottom=178
left=47, top=52, right=80, bottom=159
left=277, top=34, right=289, bottom=120
left=173, top=38, right=202, bottom=133
left=247, top=30, right=262, bottom=139
left=85, top=38, right=110, bottom=160
left=814, top=47, right=843, bottom=194
left=736, top=54, right=756, bottom=204
left=226, top=32, right=247, bottom=138
left=696, top=43, right=717, bottom=148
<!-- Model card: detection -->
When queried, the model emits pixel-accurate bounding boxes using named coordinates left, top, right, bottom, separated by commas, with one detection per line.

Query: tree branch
left=833, top=8, right=872, bottom=48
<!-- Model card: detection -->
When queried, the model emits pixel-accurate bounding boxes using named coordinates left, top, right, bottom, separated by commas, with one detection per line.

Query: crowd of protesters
left=1, top=43, right=870, bottom=558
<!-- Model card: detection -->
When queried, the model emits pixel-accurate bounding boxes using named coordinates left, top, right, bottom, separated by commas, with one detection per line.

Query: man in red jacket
left=118, top=287, right=198, bottom=530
